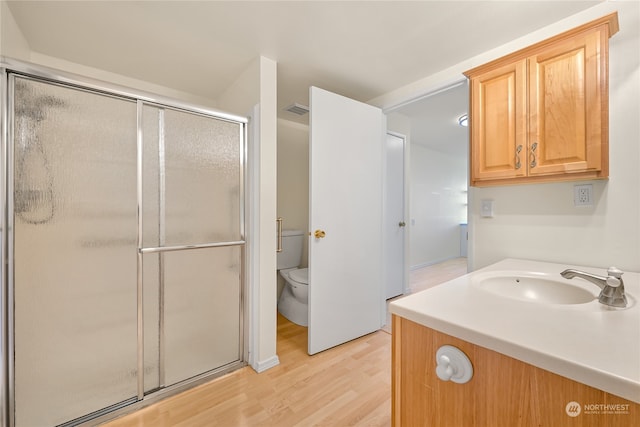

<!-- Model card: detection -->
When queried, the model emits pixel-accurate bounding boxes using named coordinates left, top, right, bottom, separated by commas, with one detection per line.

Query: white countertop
left=389, top=258, right=640, bottom=404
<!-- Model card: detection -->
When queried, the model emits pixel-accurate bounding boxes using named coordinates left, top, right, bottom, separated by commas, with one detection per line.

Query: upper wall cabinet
left=464, top=13, right=619, bottom=187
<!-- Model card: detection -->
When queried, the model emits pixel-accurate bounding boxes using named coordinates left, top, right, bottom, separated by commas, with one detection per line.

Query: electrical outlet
left=574, top=184, right=593, bottom=206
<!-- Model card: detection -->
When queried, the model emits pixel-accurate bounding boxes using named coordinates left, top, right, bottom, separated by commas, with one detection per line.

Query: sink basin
left=472, top=272, right=597, bottom=304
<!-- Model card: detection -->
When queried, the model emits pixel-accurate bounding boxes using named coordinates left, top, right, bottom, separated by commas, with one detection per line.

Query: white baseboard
left=410, top=256, right=467, bottom=271
left=252, top=355, right=280, bottom=373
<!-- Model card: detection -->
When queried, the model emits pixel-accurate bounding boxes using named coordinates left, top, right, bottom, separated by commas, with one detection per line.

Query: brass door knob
left=314, top=229, right=326, bottom=239
left=399, top=221, right=406, bottom=227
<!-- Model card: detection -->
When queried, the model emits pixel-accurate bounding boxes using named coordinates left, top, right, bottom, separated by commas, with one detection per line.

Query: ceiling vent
left=284, top=103, right=309, bottom=115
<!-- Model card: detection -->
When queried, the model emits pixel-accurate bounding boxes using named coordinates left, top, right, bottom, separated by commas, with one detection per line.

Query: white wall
left=275, top=118, right=309, bottom=298
left=375, top=1, right=640, bottom=274
left=0, top=1, right=30, bottom=60
left=256, top=56, right=279, bottom=371
left=219, top=57, right=280, bottom=372
left=410, top=145, right=467, bottom=268
left=217, top=58, right=260, bottom=115
left=277, top=119, right=309, bottom=261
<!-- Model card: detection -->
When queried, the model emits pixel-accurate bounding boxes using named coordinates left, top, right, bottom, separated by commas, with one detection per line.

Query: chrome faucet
left=560, top=267, right=627, bottom=308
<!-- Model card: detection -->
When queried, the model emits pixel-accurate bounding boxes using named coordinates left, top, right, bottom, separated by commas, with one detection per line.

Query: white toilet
left=277, top=229, right=309, bottom=327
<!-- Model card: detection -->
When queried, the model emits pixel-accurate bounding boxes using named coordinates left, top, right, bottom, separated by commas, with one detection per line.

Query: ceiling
left=7, top=2, right=604, bottom=158
left=6, top=1, right=603, bottom=122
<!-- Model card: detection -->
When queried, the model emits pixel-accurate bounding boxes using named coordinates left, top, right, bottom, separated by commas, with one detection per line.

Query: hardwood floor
left=104, top=317, right=391, bottom=427
left=407, top=257, right=468, bottom=294
left=104, top=258, right=468, bottom=427
left=384, top=257, right=468, bottom=333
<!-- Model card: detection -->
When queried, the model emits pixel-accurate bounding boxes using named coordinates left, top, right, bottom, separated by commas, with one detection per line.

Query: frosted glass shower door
left=11, top=77, right=138, bottom=426
left=141, top=105, right=244, bottom=390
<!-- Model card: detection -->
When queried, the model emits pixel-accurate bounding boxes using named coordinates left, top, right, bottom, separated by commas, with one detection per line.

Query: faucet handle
left=606, top=267, right=624, bottom=288
left=607, top=267, right=624, bottom=278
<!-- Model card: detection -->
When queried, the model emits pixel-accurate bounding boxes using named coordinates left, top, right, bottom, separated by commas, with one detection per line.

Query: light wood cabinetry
left=465, top=14, right=618, bottom=187
left=392, top=315, right=640, bottom=427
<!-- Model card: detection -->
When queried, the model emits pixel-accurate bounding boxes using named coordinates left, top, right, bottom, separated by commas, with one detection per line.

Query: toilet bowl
left=276, top=229, right=309, bottom=326
left=278, top=267, right=309, bottom=326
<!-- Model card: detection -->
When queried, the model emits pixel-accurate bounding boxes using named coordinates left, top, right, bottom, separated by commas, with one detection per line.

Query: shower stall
left=0, top=62, right=247, bottom=426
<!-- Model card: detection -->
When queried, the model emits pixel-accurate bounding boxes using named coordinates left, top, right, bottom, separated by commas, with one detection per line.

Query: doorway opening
left=386, top=81, right=470, bottom=279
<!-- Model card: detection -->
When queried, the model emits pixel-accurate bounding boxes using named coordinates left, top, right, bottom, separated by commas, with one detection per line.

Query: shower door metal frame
left=137, top=99, right=249, bottom=396
left=0, top=58, right=249, bottom=427
left=0, top=67, right=9, bottom=427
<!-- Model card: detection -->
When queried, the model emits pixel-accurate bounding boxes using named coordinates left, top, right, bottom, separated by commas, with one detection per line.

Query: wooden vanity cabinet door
left=528, top=27, right=608, bottom=177
left=392, top=316, right=640, bottom=427
left=470, top=60, right=527, bottom=184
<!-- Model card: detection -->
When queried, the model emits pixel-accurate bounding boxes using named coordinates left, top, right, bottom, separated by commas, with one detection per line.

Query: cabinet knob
left=435, top=345, right=473, bottom=384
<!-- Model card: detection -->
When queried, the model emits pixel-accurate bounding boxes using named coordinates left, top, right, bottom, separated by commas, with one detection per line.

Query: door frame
left=384, top=131, right=409, bottom=297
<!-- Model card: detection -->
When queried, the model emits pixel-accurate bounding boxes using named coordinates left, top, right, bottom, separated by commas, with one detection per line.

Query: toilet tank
left=277, top=229, right=304, bottom=269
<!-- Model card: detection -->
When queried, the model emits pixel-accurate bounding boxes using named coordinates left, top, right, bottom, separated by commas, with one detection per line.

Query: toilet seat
left=288, top=268, right=308, bottom=285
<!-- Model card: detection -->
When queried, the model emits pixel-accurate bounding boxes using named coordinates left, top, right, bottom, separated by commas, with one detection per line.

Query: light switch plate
left=481, top=199, right=494, bottom=218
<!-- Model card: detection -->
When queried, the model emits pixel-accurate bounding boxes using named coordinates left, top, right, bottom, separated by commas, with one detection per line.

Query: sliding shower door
left=140, top=104, right=244, bottom=391
left=6, top=72, right=246, bottom=426
left=11, top=76, right=139, bottom=426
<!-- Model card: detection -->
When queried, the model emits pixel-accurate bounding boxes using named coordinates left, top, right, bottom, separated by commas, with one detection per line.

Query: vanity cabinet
left=391, top=315, right=640, bottom=427
left=464, top=14, right=618, bottom=187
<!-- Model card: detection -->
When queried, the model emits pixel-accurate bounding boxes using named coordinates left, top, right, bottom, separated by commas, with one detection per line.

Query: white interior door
left=308, top=86, right=385, bottom=355
left=385, top=133, right=406, bottom=299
